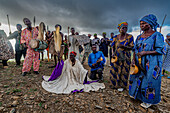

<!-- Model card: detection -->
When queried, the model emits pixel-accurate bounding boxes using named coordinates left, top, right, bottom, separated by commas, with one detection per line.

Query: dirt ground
left=0, top=60, right=169, bottom=113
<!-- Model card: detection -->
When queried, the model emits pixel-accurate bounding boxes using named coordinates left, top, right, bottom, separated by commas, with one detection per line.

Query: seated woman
left=129, top=14, right=165, bottom=108
left=42, top=51, right=105, bottom=94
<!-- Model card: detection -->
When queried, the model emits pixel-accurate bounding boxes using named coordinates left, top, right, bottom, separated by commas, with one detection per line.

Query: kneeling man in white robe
left=42, top=51, right=105, bottom=94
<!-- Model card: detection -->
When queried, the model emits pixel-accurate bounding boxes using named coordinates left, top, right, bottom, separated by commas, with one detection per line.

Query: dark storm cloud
left=0, top=0, right=170, bottom=35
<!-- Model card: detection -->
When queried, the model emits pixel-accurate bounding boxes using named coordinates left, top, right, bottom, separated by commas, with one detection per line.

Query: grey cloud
left=0, top=0, right=170, bottom=36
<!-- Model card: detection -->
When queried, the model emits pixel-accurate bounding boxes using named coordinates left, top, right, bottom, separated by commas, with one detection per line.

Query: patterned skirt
left=162, top=47, right=170, bottom=72
left=110, top=51, right=131, bottom=89
left=0, top=37, right=14, bottom=60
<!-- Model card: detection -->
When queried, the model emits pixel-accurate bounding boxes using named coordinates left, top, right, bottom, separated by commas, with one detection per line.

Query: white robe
left=68, top=35, right=80, bottom=60
left=42, top=59, right=105, bottom=94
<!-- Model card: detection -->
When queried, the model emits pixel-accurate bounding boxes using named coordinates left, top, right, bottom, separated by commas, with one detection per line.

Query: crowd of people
left=0, top=14, right=170, bottom=109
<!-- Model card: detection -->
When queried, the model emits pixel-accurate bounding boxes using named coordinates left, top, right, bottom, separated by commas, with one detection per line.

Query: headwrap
left=70, top=51, right=77, bottom=56
left=88, top=34, right=91, bottom=36
left=103, top=32, right=106, bottom=35
left=166, top=33, right=170, bottom=37
left=55, top=24, right=62, bottom=30
left=140, top=14, right=159, bottom=31
left=16, top=24, right=22, bottom=28
left=94, top=33, right=97, bottom=36
left=23, top=18, right=30, bottom=22
left=71, top=27, right=75, bottom=30
left=118, top=22, right=128, bottom=29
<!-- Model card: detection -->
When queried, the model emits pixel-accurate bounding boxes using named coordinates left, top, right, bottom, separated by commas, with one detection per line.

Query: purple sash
left=48, top=60, right=64, bottom=81
left=72, top=80, right=99, bottom=93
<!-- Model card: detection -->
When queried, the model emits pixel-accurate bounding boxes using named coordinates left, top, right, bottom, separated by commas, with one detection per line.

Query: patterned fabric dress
left=0, top=30, right=14, bottom=60
left=129, top=32, right=164, bottom=104
left=162, top=43, right=170, bottom=72
left=21, top=27, right=40, bottom=72
left=110, top=34, right=134, bottom=89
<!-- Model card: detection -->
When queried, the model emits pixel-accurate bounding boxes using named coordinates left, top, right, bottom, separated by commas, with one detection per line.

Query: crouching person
left=88, top=44, right=105, bottom=82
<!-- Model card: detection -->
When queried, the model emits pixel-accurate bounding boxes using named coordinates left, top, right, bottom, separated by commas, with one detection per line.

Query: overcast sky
left=0, top=0, right=170, bottom=36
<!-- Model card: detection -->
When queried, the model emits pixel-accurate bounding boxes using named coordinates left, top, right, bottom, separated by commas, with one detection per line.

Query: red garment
left=70, top=51, right=77, bottom=56
left=21, top=27, right=38, bottom=49
left=22, top=48, right=40, bottom=72
left=21, top=27, right=40, bottom=72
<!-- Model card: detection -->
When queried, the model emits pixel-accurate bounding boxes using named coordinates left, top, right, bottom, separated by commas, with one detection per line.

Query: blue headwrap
left=140, top=14, right=159, bottom=31
left=16, top=24, right=22, bottom=28
left=166, top=33, right=170, bottom=37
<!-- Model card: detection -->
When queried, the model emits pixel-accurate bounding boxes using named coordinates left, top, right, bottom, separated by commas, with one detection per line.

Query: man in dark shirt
left=7, top=24, right=27, bottom=66
left=100, top=32, right=110, bottom=57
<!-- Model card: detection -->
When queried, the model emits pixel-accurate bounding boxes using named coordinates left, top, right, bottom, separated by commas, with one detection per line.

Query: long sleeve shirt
left=88, top=51, right=105, bottom=71
left=7, top=31, right=23, bottom=51
left=92, top=38, right=101, bottom=51
left=100, top=37, right=110, bottom=57
left=21, top=27, right=38, bottom=49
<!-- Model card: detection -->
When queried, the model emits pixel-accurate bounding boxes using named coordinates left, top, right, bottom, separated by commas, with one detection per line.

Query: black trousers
left=2, top=60, right=8, bottom=66
left=109, top=48, right=112, bottom=65
left=90, top=68, right=103, bottom=80
left=15, top=48, right=27, bottom=65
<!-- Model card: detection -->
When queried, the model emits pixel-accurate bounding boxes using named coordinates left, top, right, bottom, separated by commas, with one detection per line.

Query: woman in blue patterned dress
left=129, top=14, right=165, bottom=108
left=162, top=33, right=170, bottom=78
left=110, top=22, right=134, bottom=91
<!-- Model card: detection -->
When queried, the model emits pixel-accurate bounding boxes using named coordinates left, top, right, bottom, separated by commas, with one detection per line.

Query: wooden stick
left=159, top=14, right=167, bottom=33
left=47, top=25, right=49, bottom=31
left=68, top=26, right=70, bottom=44
left=33, top=16, right=36, bottom=27
left=7, top=15, right=11, bottom=35
left=47, top=49, right=50, bottom=62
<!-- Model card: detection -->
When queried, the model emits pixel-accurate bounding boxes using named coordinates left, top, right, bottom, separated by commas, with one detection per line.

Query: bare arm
left=165, top=39, right=170, bottom=46
left=137, top=51, right=160, bottom=58
left=131, top=52, right=136, bottom=65
left=111, top=46, right=115, bottom=57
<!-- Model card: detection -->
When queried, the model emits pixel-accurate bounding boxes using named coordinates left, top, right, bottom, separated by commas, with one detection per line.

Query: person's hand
left=92, top=64, right=96, bottom=67
left=137, top=51, right=147, bottom=57
left=59, top=56, right=63, bottom=61
left=165, top=39, right=168, bottom=42
left=22, top=43, right=27, bottom=48
left=131, top=59, right=135, bottom=66
left=18, top=31, right=22, bottom=34
left=166, top=39, right=170, bottom=45
left=97, top=59, right=101, bottom=63
left=118, top=44, right=125, bottom=48
left=75, top=41, right=79, bottom=46
left=111, top=53, right=115, bottom=58
left=165, top=39, right=170, bottom=43
left=47, top=38, right=51, bottom=41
